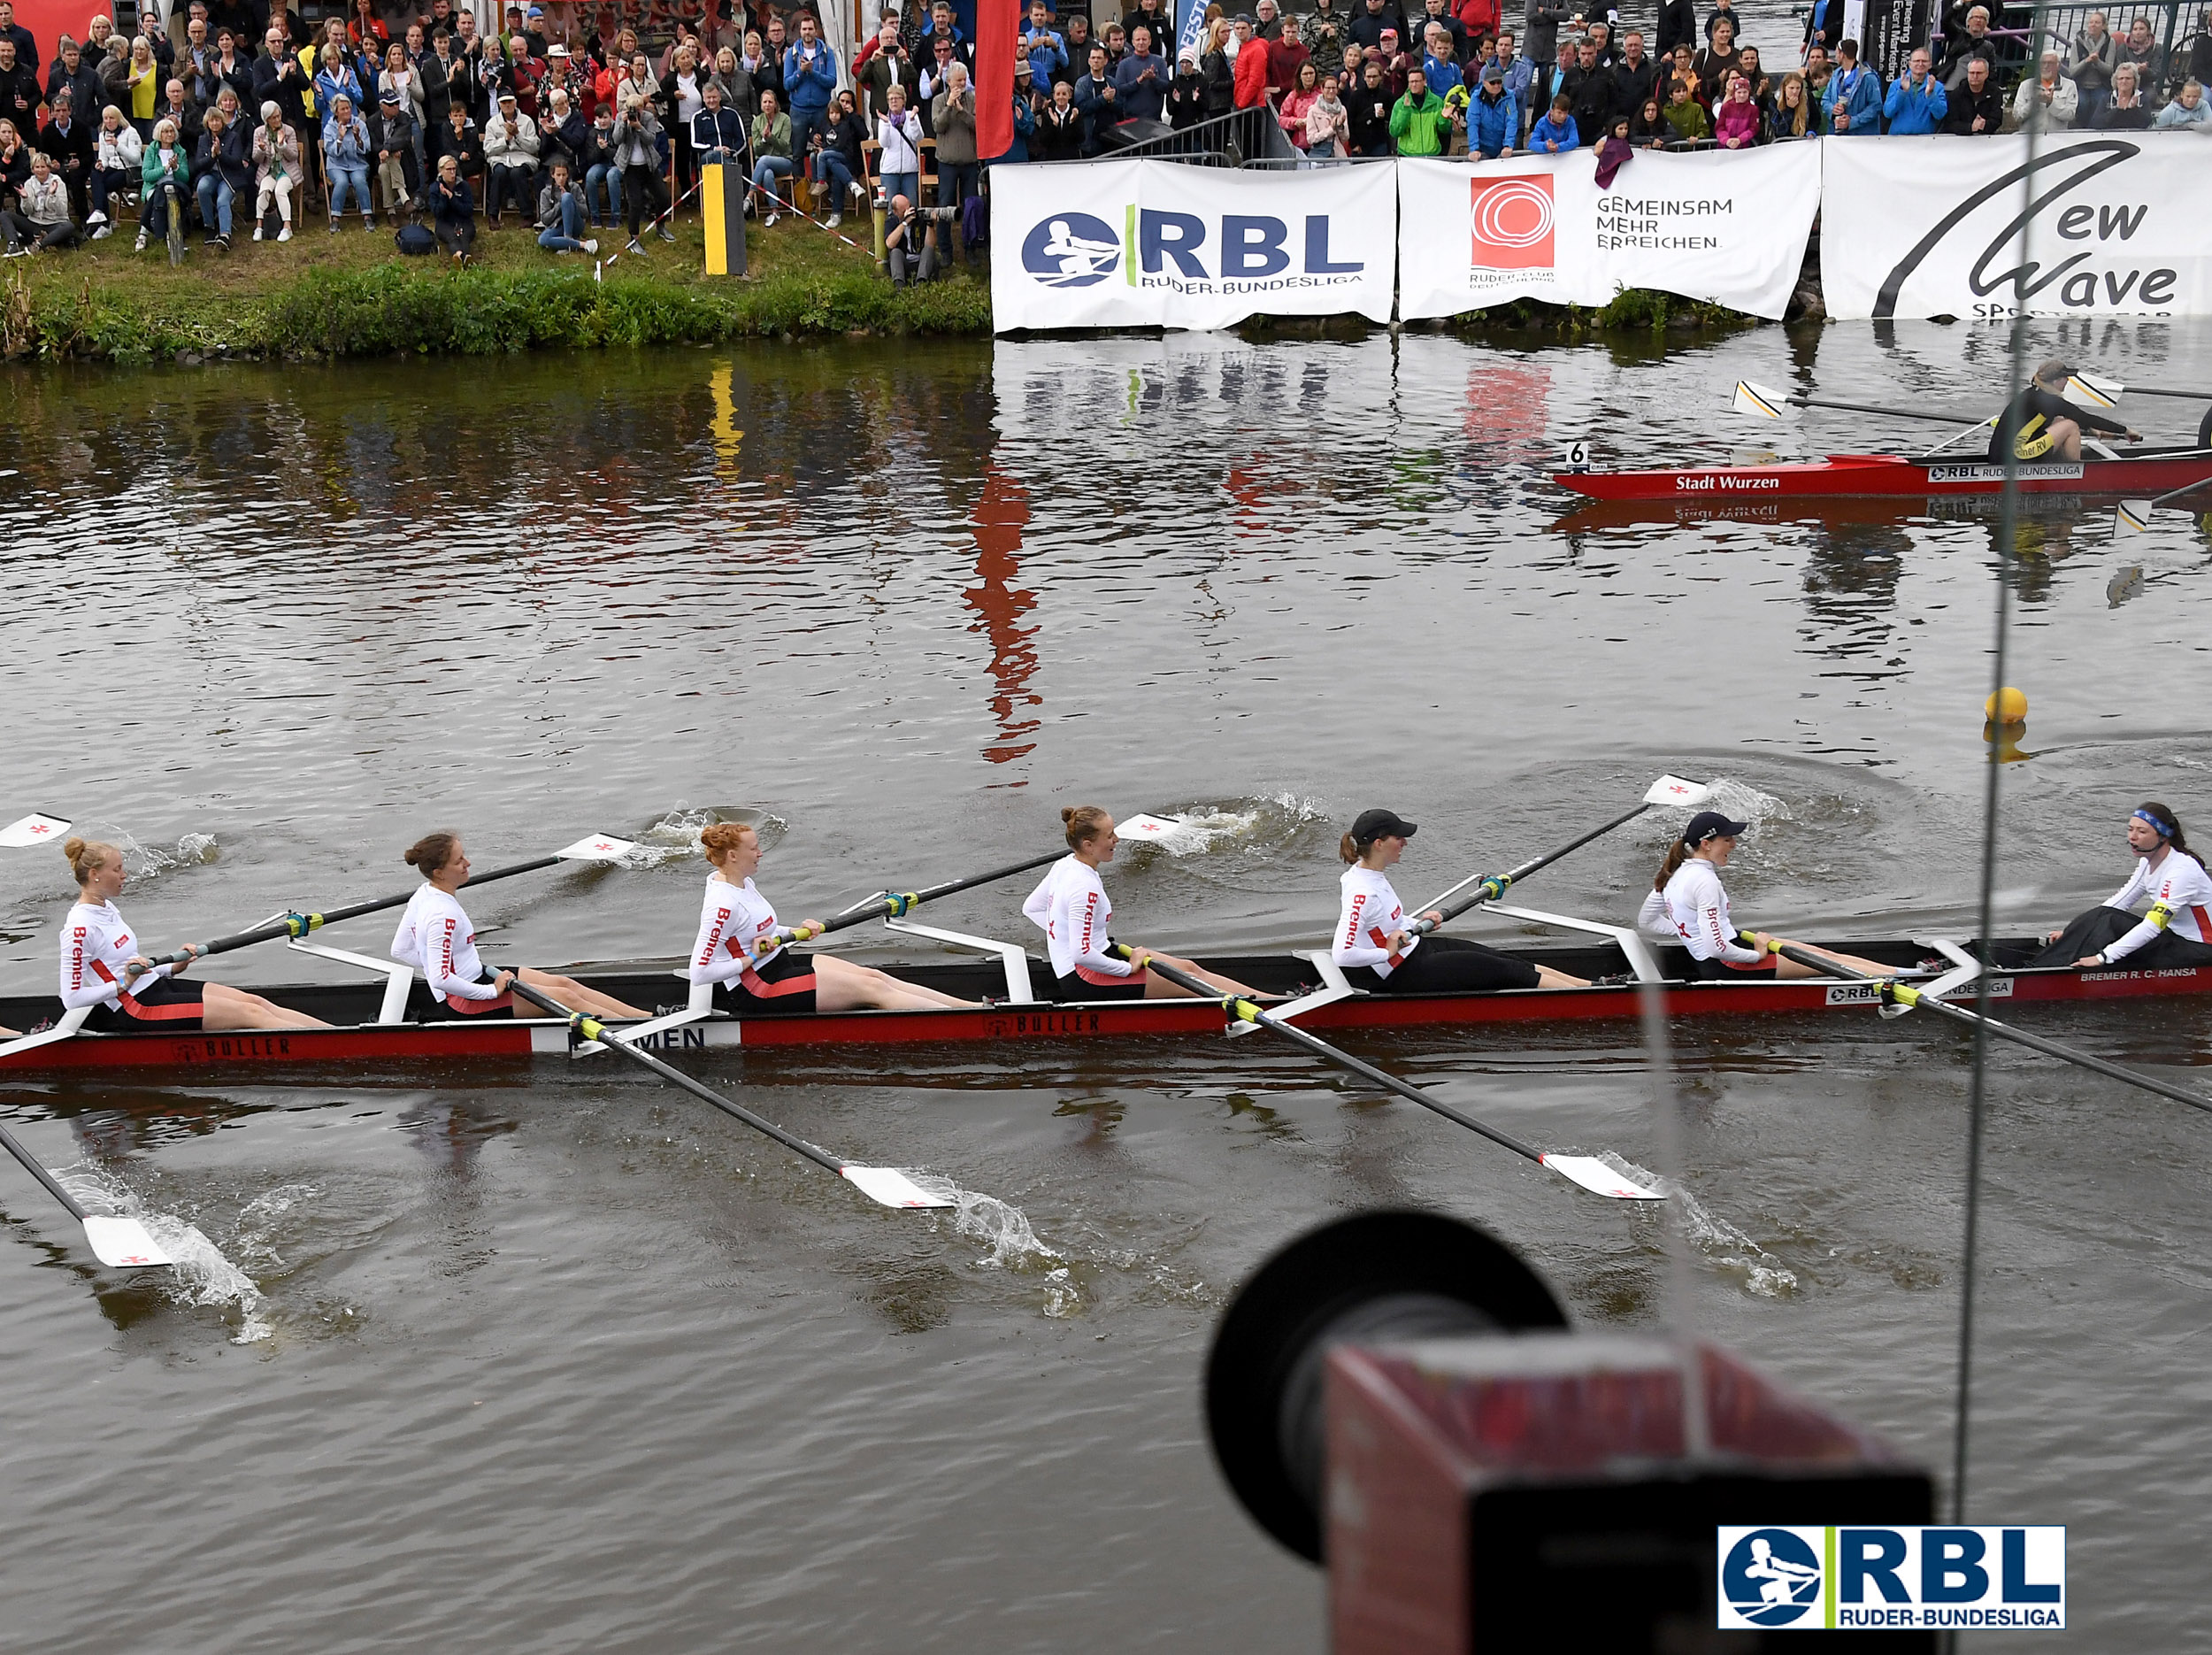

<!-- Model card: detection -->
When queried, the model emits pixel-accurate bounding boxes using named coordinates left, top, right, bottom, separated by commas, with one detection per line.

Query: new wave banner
left=1819, top=135, right=2212, bottom=320
left=989, top=159, right=1396, bottom=333
left=1395, top=145, right=1821, bottom=322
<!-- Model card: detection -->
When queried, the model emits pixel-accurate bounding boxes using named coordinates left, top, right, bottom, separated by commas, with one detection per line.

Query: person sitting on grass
left=250, top=97, right=300, bottom=241
left=191, top=101, right=250, bottom=246
left=534, top=155, right=596, bottom=251
left=1, top=150, right=82, bottom=253
left=428, top=149, right=476, bottom=259
left=323, top=89, right=374, bottom=230
left=428, top=93, right=485, bottom=208
left=134, top=115, right=189, bottom=251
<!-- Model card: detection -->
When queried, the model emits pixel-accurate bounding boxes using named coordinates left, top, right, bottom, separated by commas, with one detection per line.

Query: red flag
left=974, top=0, right=1018, bottom=157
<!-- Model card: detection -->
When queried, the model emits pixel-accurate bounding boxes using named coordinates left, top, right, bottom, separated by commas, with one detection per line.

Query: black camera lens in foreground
left=1204, top=1209, right=1569, bottom=1563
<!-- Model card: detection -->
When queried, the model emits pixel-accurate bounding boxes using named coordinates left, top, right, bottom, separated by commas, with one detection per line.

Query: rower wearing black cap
left=1639, top=810, right=1889, bottom=981
left=1333, top=810, right=1590, bottom=993
left=1989, top=358, right=2140, bottom=463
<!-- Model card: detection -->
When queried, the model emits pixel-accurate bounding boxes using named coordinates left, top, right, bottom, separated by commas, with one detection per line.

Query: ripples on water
left=4, top=319, right=2212, bottom=1651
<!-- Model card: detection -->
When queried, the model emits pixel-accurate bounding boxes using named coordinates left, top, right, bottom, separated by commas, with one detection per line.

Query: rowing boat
left=1554, top=445, right=2212, bottom=504
left=4, top=922, right=2203, bottom=1074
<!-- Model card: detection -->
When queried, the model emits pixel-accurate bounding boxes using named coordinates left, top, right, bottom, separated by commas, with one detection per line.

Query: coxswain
left=1637, top=811, right=1891, bottom=981
left=690, top=823, right=979, bottom=1012
left=392, top=831, right=649, bottom=1021
left=1988, top=358, right=2140, bottom=462
left=1333, top=810, right=1588, bottom=992
left=2027, top=802, right=2212, bottom=970
left=1022, top=806, right=1260, bottom=1000
left=59, top=836, right=329, bottom=1032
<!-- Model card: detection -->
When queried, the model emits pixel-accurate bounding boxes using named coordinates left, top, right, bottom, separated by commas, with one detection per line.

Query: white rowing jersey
left=391, top=884, right=501, bottom=1004
left=58, top=899, right=173, bottom=1009
left=687, top=874, right=786, bottom=982
left=1334, top=865, right=1419, bottom=978
left=1635, top=888, right=1674, bottom=941
left=2103, top=851, right=2212, bottom=961
left=1661, top=857, right=1768, bottom=966
left=1023, top=855, right=1133, bottom=981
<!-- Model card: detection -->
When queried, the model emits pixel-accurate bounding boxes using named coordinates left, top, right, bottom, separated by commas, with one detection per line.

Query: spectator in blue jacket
left=1113, top=24, right=1170, bottom=119
left=1528, top=89, right=1578, bottom=150
left=1880, top=46, right=1945, bottom=131
left=1019, top=0, right=1066, bottom=89
left=781, top=12, right=838, bottom=158
left=1465, top=61, right=1518, bottom=153
left=1420, top=22, right=1462, bottom=96
left=1822, top=36, right=1882, bottom=132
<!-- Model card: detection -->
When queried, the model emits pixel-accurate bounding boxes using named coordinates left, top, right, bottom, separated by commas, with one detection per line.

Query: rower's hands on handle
left=1417, top=910, right=1442, bottom=927
left=492, top=969, right=516, bottom=994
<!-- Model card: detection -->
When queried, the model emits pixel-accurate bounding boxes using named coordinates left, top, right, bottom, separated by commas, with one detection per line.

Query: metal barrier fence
left=1106, top=105, right=1304, bottom=166
left=1924, top=0, right=2204, bottom=92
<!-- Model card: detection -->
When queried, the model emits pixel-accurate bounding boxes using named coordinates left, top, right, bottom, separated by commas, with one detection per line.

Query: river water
left=4, top=322, right=2211, bottom=1651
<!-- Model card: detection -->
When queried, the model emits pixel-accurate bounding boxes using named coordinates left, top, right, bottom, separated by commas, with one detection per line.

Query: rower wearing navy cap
left=1988, top=358, right=2139, bottom=464
left=1334, top=810, right=1589, bottom=992
left=2024, top=800, right=2212, bottom=970
left=1638, top=810, right=1888, bottom=981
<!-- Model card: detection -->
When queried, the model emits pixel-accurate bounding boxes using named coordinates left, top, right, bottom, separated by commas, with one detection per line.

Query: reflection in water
left=1801, top=522, right=1909, bottom=676
left=964, top=462, right=1041, bottom=769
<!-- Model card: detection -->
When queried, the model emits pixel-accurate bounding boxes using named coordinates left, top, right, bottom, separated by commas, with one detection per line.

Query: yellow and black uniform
left=1988, top=383, right=2130, bottom=461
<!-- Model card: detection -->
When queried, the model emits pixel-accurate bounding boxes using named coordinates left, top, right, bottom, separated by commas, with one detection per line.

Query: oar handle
left=1117, top=949, right=1548, bottom=1164
left=755, top=846, right=1071, bottom=955
left=0, top=1119, right=90, bottom=1220
left=504, top=976, right=852, bottom=1173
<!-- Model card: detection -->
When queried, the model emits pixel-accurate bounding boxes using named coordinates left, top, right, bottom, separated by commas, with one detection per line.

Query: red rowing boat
left=1554, top=446, right=2212, bottom=504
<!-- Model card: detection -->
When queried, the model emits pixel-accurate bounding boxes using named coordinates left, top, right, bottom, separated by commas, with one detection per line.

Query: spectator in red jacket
left=1232, top=14, right=1271, bottom=105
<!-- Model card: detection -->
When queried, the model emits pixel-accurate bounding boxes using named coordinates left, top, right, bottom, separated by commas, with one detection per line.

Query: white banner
left=989, top=158, right=1397, bottom=334
left=1395, top=145, right=1822, bottom=322
left=1819, top=135, right=2212, bottom=321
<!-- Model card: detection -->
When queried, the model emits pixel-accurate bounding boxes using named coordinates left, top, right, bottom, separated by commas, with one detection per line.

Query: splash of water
left=231, top=1182, right=322, bottom=1271
left=1702, top=779, right=1793, bottom=828
left=620, top=805, right=787, bottom=867
left=93, top=829, right=222, bottom=881
left=1596, top=1152, right=1799, bottom=1299
left=58, top=1165, right=273, bottom=1342
left=1136, top=793, right=1333, bottom=856
left=904, top=1172, right=1079, bottom=1315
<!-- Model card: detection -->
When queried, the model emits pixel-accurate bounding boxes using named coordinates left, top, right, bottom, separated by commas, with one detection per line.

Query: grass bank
left=0, top=214, right=990, bottom=362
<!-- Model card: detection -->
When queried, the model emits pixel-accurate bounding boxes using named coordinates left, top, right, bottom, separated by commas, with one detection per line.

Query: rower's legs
left=199, top=982, right=334, bottom=1030
left=1767, top=940, right=1898, bottom=980
left=1533, top=966, right=1590, bottom=989
left=1136, top=952, right=1262, bottom=999
left=812, top=955, right=979, bottom=1012
left=2049, top=417, right=2083, bottom=460
left=516, top=967, right=649, bottom=1020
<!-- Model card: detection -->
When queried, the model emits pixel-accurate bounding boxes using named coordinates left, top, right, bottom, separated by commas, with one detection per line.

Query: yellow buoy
left=1985, top=687, right=2029, bottom=723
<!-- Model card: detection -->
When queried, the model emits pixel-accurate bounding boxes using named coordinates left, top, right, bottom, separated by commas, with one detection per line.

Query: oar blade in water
left=840, top=1166, right=957, bottom=1210
left=81, top=1214, right=175, bottom=1268
left=1117, top=812, right=1187, bottom=841
left=1643, top=774, right=1712, bottom=808
left=1539, top=1154, right=1668, bottom=1201
left=0, top=812, right=71, bottom=848
left=554, top=833, right=640, bottom=862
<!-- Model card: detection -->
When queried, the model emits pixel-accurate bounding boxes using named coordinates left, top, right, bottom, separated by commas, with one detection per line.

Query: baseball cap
left=1681, top=809, right=1750, bottom=846
left=380, top=88, right=400, bottom=101
left=1480, top=60, right=1502, bottom=80
left=1350, top=808, right=1417, bottom=845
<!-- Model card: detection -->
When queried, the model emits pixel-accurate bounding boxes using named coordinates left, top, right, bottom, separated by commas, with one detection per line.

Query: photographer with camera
left=883, top=189, right=952, bottom=286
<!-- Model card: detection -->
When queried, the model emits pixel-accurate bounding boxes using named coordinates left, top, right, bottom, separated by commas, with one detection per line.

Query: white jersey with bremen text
left=687, top=874, right=786, bottom=983
left=1023, top=855, right=1133, bottom=982
left=1661, top=857, right=1768, bottom=966
left=58, top=899, right=173, bottom=1009
left=2103, top=851, right=2212, bottom=961
left=390, top=884, right=501, bottom=1004
left=1333, top=865, right=1420, bottom=978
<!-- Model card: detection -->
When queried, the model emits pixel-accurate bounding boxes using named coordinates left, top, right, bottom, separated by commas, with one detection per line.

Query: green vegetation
left=0, top=214, right=989, bottom=361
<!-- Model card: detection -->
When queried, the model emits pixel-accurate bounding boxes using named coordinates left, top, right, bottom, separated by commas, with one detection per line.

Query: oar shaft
left=504, top=979, right=849, bottom=1174
left=2151, top=476, right=2212, bottom=511
left=772, top=847, right=1069, bottom=949
left=1132, top=954, right=1548, bottom=1164
left=1770, top=944, right=2212, bottom=1116
left=1800, top=395, right=1993, bottom=427
left=0, top=1119, right=90, bottom=1220
left=1418, top=798, right=1659, bottom=932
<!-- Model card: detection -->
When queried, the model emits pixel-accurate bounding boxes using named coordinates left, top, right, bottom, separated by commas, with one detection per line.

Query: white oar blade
left=2116, top=499, right=2155, bottom=535
left=1540, top=1154, right=1668, bottom=1201
left=1644, top=774, right=1712, bottom=808
left=81, top=1214, right=174, bottom=1268
left=555, top=833, right=638, bottom=862
left=1118, top=812, right=1187, bottom=841
left=0, top=812, right=70, bottom=848
left=2066, top=372, right=2123, bottom=410
left=840, top=1165, right=956, bottom=1210
left=1732, top=379, right=1793, bottom=420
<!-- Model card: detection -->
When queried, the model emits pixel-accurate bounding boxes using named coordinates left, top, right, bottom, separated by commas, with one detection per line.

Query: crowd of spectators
left=0, top=0, right=2204, bottom=272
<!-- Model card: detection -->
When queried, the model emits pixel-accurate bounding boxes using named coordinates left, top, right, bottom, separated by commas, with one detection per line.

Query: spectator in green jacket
left=1388, top=64, right=1453, bottom=152
left=1660, top=74, right=1709, bottom=141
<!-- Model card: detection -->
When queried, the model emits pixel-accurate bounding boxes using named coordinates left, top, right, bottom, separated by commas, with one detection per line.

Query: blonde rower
left=1022, top=806, right=1260, bottom=1001
left=392, top=831, right=649, bottom=1021
left=58, top=836, right=329, bottom=1032
left=692, top=822, right=978, bottom=1012
left=1638, top=810, right=1890, bottom=981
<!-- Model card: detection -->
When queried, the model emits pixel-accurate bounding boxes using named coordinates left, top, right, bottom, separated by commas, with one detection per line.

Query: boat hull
left=4, top=940, right=2205, bottom=1075
left=1554, top=449, right=2212, bottom=504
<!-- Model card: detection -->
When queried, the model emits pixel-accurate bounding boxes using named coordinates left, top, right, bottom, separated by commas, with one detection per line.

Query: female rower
left=392, top=831, right=649, bottom=1021
left=2032, top=802, right=2212, bottom=969
left=1335, top=810, right=1586, bottom=992
left=1638, top=810, right=1892, bottom=981
left=58, top=836, right=329, bottom=1032
left=689, top=822, right=978, bottom=1012
left=1022, top=806, right=1260, bottom=1001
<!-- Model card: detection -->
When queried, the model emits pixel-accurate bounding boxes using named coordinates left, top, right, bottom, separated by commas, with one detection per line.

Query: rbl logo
left=1469, top=175, right=1555, bottom=270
